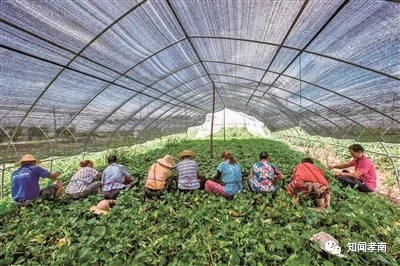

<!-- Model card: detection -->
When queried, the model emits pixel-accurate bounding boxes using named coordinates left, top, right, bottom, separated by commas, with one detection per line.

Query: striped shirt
left=177, top=159, right=200, bottom=190
left=66, top=167, right=99, bottom=194
left=101, top=163, right=130, bottom=191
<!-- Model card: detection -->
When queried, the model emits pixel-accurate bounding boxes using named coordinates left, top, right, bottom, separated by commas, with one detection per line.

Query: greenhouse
left=1, top=0, right=399, bottom=265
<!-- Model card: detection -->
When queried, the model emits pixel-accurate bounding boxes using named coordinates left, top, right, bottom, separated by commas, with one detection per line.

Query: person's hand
left=324, top=193, right=331, bottom=208
left=53, top=179, right=62, bottom=188
left=333, top=171, right=341, bottom=177
left=327, top=165, right=334, bottom=170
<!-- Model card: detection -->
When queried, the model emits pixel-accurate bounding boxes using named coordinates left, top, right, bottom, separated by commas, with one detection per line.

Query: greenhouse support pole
left=1, top=162, right=5, bottom=199
left=210, top=85, right=216, bottom=158
left=223, top=107, right=226, bottom=141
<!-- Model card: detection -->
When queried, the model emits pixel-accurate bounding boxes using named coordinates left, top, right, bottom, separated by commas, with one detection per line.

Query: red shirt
left=348, top=155, right=377, bottom=191
left=292, top=163, right=328, bottom=186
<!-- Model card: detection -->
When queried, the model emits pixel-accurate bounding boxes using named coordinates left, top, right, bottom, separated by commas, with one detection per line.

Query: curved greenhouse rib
left=244, top=0, right=312, bottom=106
left=188, top=35, right=398, bottom=82
left=212, top=79, right=391, bottom=144
left=202, top=60, right=400, bottom=125
left=211, top=81, right=346, bottom=134
left=1, top=18, right=203, bottom=111
left=247, top=0, right=350, bottom=106
left=0, top=44, right=203, bottom=153
left=166, top=0, right=225, bottom=107
left=2, top=0, right=148, bottom=156
left=125, top=83, right=342, bottom=145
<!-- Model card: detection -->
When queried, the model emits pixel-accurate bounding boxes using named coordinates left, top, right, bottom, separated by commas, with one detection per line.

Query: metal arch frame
left=212, top=80, right=400, bottom=185
left=214, top=79, right=391, bottom=145
left=178, top=81, right=345, bottom=137
left=245, top=0, right=312, bottom=106
left=202, top=81, right=344, bottom=137
left=104, top=81, right=227, bottom=148
left=201, top=60, right=400, bottom=125
left=0, top=125, right=17, bottom=155
left=140, top=109, right=201, bottom=141
left=3, top=0, right=148, bottom=157
left=0, top=45, right=207, bottom=155
left=107, top=104, right=188, bottom=147
left=103, top=94, right=207, bottom=148
left=1, top=2, right=398, bottom=158
left=2, top=43, right=395, bottom=160
left=1, top=18, right=204, bottom=111
left=2, top=25, right=398, bottom=143
left=213, top=84, right=344, bottom=137
left=165, top=0, right=225, bottom=107
left=152, top=100, right=306, bottom=138
left=129, top=103, right=225, bottom=145
left=193, top=76, right=348, bottom=133
left=125, top=106, right=193, bottom=145
left=108, top=105, right=202, bottom=148
left=247, top=0, right=351, bottom=106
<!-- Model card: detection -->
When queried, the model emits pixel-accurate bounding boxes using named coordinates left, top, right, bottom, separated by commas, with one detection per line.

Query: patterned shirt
left=218, top=161, right=243, bottom=195
left=248, top=160, right=281, bottom=192
left=66, top=167, right=99, bottom=194
left=11, top=165, right=50, bottom=200
left=176, top=159, right=200, bottom=190
left=101, top=163, right=130, bottom=192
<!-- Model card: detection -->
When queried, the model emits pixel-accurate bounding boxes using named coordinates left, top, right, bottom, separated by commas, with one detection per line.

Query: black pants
left=338, top=176, right=372, bottom=193
left=144, top=177, right=173, bottom=200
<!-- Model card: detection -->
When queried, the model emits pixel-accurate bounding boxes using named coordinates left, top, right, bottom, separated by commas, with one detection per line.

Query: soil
left=286, top=143, right=400, bottom=204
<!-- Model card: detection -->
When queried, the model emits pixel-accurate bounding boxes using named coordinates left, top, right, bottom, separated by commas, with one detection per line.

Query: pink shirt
left=348, top=155, right=377, bottom=191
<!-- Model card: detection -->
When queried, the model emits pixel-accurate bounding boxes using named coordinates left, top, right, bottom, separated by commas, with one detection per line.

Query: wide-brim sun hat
left=157, top=155, right=176, bottom=168
left=15, top=154, right=42, bottom=166
left=90, top=200, right=111, bottom=215
left=177, top=150, right=196, bottom=159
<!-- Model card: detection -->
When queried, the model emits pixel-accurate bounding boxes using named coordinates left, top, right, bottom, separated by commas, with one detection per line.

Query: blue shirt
left=101, top=163, right=130, bottom=191
left=177, top=159, right=200, bottom=189
left=11, top=165, right=50, bottom=200
left=218, top=161, right=243, bottom=195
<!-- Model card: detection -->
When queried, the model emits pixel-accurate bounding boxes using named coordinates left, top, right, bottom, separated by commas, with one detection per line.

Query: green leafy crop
left=0, top=139, right=399, bottom=265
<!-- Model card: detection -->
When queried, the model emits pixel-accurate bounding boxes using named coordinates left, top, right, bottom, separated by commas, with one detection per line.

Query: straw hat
left=177, top=150, right=196, bottom=159
left=157, top=155, right=176, bottom=168
left=90, top=200, right=111, bottom=215
left=15, top=154, right=42, bottom=166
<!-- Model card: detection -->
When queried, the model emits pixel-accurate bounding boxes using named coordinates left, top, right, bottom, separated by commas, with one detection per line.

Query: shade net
left=1, top=0, right=399, bottom=162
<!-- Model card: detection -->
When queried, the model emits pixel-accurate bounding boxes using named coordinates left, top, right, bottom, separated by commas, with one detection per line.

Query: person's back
left=12, top=165, right=46, bottom=200
left=102, top=163, right=127, bottom=191
left=11, top=154, right=62, bottom=207
left=145, top=162, right=171, bottom=190
left=66, top=166, right=98, bottom=194
left=177, top=159, right=200, bottom=190
left=292, top=162, right=328, bottom=186
left=218, top=160, right=243, bottom=194
left=205, top=150, right=243, bottom=198
left=288, top=158, right=330, bottom=209
left=247, top=151, right=283, bottom=193
left=144, top=155, right=175, bottom=201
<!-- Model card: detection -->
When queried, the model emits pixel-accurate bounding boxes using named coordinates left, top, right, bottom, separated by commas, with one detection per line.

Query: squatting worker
left=11, top=154, right=62, bottom=207
left=328, top=144, right=377, bottom=193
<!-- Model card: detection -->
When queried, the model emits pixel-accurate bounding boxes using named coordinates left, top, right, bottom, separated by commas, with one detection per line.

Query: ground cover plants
left=1, top=139, right=399, bottom=265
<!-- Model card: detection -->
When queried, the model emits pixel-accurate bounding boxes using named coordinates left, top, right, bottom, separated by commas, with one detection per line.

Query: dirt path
left=286, top=143, right=400, bottom=204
